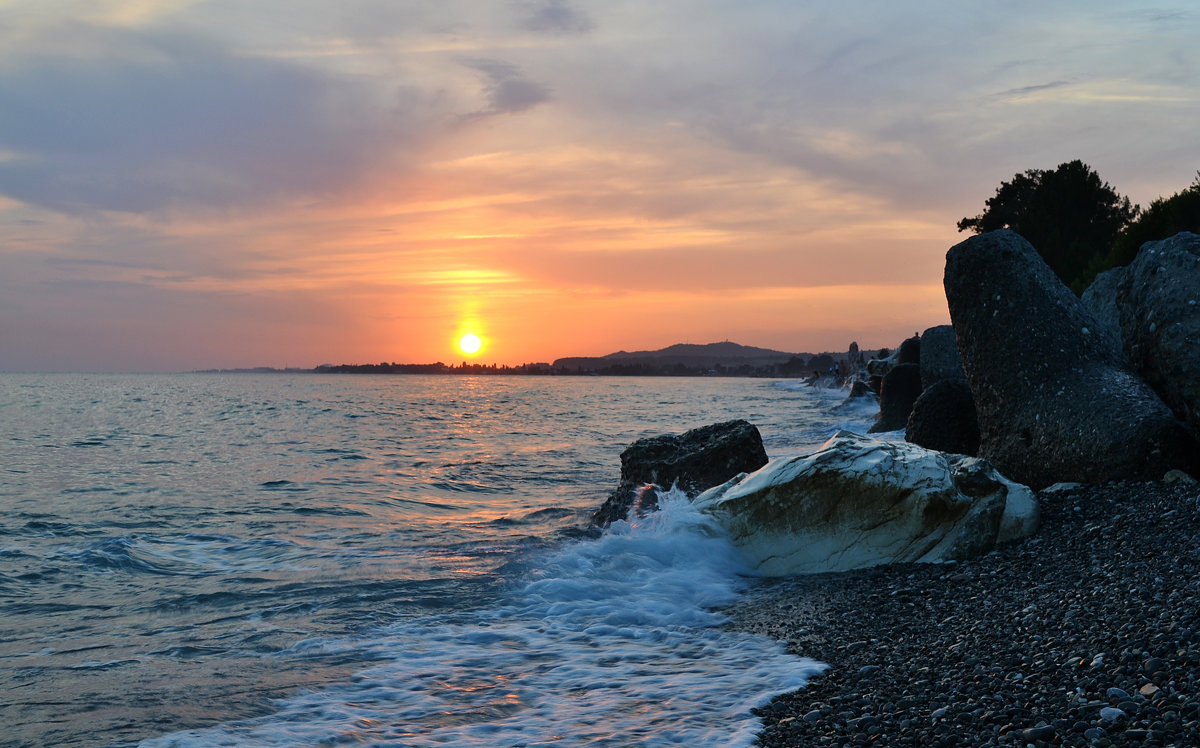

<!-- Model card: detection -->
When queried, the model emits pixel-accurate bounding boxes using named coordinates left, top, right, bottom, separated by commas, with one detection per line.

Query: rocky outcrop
left=897, top=335, right=921, bottom=365
left=868, top=363, right=922, bottom=433
left=918, top=324, right=966, bottom=389
left=866, top=351, right=896, bottom=378
left=591, top=419, right=768, bottom=526
left=838, top=378, right=874, bottom=407
left=1080, top=266, right=1127, bottom=349
left=694, top=431, right=1037, bottom=576
left=1117, top=232, right=1200, bottom=433
left=944, top=230, right=1199, bottom=489
left=905, top=378, right=980, bottom=456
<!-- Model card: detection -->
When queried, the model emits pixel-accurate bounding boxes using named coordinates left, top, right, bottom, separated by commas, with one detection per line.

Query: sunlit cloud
left=1, top=1, right=1199, bottom=371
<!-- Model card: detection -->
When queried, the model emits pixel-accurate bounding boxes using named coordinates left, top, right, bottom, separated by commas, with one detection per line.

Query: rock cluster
left=864, top=324, right=978, bottom=454
left=590, top=419, right=767, bottom=526
left=729, top=479, right=1200, bottom=747
left=943, top=230, right=1198, bottom=489
left=903, top=324, right=979, bottom=455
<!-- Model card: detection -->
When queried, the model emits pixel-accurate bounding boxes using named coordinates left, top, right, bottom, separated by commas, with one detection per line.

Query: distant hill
left=553, top=341, right=801, bottom=373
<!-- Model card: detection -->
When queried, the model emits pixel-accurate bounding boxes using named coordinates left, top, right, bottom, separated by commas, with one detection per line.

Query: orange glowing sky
left=1, top=2, right=1198, bottom=371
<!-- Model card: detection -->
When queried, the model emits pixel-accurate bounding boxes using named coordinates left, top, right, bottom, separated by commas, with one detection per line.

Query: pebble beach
left=727, top=478, right=1200, bottom=747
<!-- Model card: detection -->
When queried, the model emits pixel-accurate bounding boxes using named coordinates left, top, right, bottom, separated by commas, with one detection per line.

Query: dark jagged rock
left=866, top=374, right=882, bottom=395
left=917, top=324, right=965, bottom=389
left=591, top=419, right=768, bottom=526
left=867, top=363, right=921, bottom=433
left=847, top=341, right=861, bottom=366
left=1117, top=232, right=1200, bottom=433
left=905, top=378, right=980, bottom=456
left=865, top=352, right=894, bottom=378
left=867, top=335, right=921, bottom=381
left=840, top=378, right=873, bottom=405
left=943, top=229, right=1199, bottom=489
left=1080, top=265, right=1127, bottom=351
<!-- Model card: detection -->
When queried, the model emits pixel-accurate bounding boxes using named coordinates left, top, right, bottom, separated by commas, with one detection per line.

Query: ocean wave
left=139, top=490, right=825, bottom=747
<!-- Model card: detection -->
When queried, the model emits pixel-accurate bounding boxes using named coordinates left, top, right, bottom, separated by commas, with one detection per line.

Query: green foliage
left=1079, top=172, right=1200, bottom=289
left=958, top=160, right=1138, bottom=292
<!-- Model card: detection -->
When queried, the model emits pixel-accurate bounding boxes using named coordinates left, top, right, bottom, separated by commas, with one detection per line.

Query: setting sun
left=459, top=333, right=483, bottom=355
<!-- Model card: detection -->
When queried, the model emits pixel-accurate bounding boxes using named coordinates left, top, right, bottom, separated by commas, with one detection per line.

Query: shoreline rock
left=695, top=432, right=1036, bottom=575
left=869, top=363, right=922, bottom=433
left=905, top=378, right=980, bottom=456
left=591, top=419, right=767, bottom=526
left=944, top=230, right=1199, bottom=488
left=1117, top=231, right=1200, bottom=434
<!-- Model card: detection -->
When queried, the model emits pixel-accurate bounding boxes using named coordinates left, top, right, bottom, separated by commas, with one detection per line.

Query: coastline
left=726, top=479, right=1200, bottom=746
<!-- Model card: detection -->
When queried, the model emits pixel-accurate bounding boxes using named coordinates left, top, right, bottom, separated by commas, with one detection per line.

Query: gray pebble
left=732, top=482, right=1200, bottom=746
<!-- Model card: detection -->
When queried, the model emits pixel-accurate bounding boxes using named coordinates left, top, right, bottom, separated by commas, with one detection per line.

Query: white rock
left=1043, top=482, right=1083, bottom=493
left=694, top=431, right=1039, bottom=576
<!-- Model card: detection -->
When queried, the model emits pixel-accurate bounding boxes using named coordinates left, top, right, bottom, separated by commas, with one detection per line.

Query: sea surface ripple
left=0, top=373, right=862, bottom=747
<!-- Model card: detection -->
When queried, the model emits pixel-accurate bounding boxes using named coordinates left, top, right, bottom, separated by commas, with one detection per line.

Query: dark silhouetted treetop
left=958, top=160, right=1138, bottom=293
left=1103, top=172, right=1200, bottom=269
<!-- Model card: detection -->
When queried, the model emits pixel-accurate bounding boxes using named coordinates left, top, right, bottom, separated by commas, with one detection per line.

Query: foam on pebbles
left=725, top=480, right=1200, bottom=746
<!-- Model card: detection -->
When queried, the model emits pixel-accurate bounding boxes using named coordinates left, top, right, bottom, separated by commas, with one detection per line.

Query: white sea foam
left=771, top=382, right=883, bottom=455
left=140, top=490, right=825, bottom=747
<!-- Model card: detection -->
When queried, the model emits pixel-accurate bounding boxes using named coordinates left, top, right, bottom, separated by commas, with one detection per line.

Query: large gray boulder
left=1117, top=232, right=1200, bottom=433
left=919, top=324, right=966, bottom=389
left=694, top=431, right=1038, bottom=576
left=591, top=419, right=768, bottom=526
left=1080, top=266, right=1127, bottom=350
left=943, top=230, right=1199, bottom=489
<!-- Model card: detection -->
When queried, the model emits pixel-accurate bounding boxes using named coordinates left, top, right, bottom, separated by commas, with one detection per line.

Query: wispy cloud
left=462, top=58, right=551, bottom=117
left=0, top=23, right=443, bottom=214
left=517, top=0, right=593, bottom=34
left=995, top=80, right=1073, bottom=99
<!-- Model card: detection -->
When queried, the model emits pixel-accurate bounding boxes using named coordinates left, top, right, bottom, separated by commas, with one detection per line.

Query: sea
left=0, top=373, right=878, bottom=748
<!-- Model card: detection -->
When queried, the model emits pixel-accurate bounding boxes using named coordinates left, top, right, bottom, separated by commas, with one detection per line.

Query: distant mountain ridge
left=553, top=341, right=801, bottom=372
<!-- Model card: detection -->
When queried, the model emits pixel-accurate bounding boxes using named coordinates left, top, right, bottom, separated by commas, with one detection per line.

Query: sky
left=1, top=1, right=1198, bottom=372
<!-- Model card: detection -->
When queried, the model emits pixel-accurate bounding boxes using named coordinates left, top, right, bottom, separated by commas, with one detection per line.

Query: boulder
left=1080, top=266, right=1127, bottom=350
left=867, top=336, right=920, bottom=379
left=694, top=431, right=1038, bottom=576
left=866, top=351, right=896, bottom=378
left=918, top=324, right=966, bottom=389
left=842, top=378, right=874, bottom=402
left=867, top=374, right=883, bottom=395
left=944, top=230, right=1199, bottom=489
left=591, top=419, right=768, bottom=526
left=905, top=378, right=980, bottom=456
left=1117, top=232, right=1200, bottom=433
left=868, top=362, right=921, bottom=433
